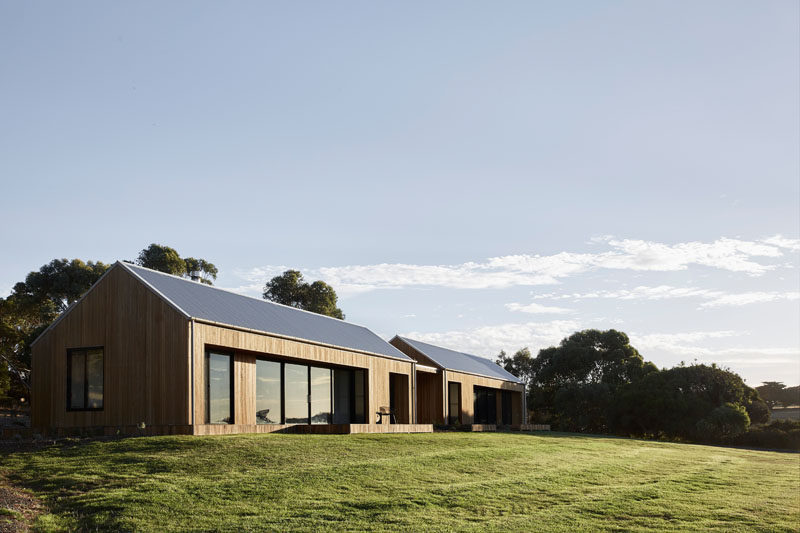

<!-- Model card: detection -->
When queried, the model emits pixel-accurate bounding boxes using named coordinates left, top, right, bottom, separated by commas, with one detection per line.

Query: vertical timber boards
left=192, top=322, right=414, bottom=427
left=443, top=370, right=524, bottom=425
left=30, top=265, right=190, bottom=429
left=415, top=371, right=443, bottom=424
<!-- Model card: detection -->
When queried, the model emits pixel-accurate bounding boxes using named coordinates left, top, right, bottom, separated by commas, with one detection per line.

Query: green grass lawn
left=1, top=432, right=798, bottom=532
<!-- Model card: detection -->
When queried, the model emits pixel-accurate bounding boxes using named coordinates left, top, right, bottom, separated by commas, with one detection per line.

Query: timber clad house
left=390, top=336, right=525, bottom=427
left=30, top=261, right=526, bottom=436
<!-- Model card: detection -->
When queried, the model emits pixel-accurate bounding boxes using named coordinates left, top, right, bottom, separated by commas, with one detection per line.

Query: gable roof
left=393, top=336, right=523, bottom=383
left=121, top=263, right=412, bottom=361
left=34, top=261, right=411, bottom=361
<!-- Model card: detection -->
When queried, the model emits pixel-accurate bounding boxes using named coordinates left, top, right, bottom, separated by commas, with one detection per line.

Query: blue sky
left=1, top=1, right=798, bottom=386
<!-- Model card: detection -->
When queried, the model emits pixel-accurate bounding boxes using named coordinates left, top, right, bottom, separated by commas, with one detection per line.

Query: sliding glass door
left=253, top=361, right=364, bottom=425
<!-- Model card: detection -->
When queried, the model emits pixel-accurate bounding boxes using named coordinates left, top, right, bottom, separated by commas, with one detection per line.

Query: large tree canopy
left=532, top=329, right=657, bottom=388
left=136, top=244, right=218, bottom=285
left=263, top=270, right=344, bottom=319
left=527, top=329, right=657, bottom=432
left=0, top=259, right=110, bottom=397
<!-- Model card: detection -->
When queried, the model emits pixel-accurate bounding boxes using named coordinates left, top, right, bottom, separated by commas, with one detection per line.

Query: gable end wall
left=31, top=265, right=191, bottom=429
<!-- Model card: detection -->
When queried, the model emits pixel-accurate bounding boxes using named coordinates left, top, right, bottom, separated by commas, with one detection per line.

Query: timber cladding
left=29, top=262, right=433, bottom=435
left=442, top=370, right=524, bottom=425
left=30, top=266, right=190, bottom=429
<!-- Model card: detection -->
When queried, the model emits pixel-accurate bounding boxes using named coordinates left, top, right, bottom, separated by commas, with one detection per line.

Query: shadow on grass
left=506, top=429, right=800, bottom=453
left=1, top=436, right=211, bottom=531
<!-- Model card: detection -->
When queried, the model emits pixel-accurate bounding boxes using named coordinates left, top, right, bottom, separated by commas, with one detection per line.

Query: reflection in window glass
left=207, top=352, right=232, bottom=424
left=86, top=349, right=104, bottom=409
left=69, top=351, right=86, bottom=409
left=285, top=364, right=309, bottom=424
left=256, top=360, right=281, bottom=424
left=311, top=367, right=331, bottom=424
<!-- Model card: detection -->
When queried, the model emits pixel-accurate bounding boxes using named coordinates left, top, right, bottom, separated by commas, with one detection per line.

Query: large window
left=311, top=367, right=332, bottom=424
left=207, top=351, right=233, bottom=424
left=257, top=361, right=365, bottom=425
left=67, top=347, right=103, bottom=410
left=256, top=360, right=282, bottom=424
left=285, top=363, right=309, bottom=424
left=448, top=382, right=461, bottom=424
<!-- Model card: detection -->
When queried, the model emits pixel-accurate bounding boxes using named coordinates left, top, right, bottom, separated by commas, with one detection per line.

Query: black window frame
left=448, top=381, right=461, bottom=425
left=206, top=349, right=234, bottom=424
left=252, top=354, right=366, bottom=425
left=66, top=346, right=104, bottom=412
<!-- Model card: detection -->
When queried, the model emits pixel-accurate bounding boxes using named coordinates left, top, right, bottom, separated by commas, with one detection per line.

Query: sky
left=1, top=1, right=798, bottom=386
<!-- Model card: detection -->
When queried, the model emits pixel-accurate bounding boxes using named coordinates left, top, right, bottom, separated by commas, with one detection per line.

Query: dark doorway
left=502, top=390, right=512, bottom=426
left=389, top=373, right=409, bottom=423
left=473, top=386, right=497, bottom=424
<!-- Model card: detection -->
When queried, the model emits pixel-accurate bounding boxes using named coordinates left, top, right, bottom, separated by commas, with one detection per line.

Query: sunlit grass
left=1, top=432, right=798, bottom=531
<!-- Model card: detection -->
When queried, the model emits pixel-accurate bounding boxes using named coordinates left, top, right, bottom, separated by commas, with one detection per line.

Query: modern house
left=30, top=262, right=430, bottom=435
left=389, top=336, right=526, bottom=428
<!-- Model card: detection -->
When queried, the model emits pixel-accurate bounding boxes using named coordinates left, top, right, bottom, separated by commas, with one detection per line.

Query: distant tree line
left=497, top=329, right=798, bottom=449
left=755, top=382, right=800, bottom=409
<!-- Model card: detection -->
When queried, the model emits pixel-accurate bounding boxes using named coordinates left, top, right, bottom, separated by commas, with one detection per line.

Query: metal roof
left=394, top=336, right=523, bottom=383
left=122, top=263, right=412, bottom=361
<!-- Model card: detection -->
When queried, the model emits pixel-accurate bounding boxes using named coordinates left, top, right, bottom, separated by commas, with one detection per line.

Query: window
left=256, top=360, right=282, bottom=424
left=332, top=368, right=366, bottom=424
left=285, top=363, right=309, bottom=424
left=448, top=382, right=461, bottom=424
left=67, top=347, right=104, bottom=410
left=207, top=351, right=233, bottom=424
left=310, top=367, right=332, bottom=424
left=258, top=359, right=365, bottom=425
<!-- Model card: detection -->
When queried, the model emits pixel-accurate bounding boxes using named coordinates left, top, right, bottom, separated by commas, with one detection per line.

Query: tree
left=136, top=244, right=218, bottom=285
left=496, top=347, right=534, bottom=385
left=528, top=329, right=657, bottom=428
left=756, top=382, right=786, bottom=409
left=263, top=270, right=344, bottom=319
left=610, top=363, right=767, bottom=440
left=783, top=386, right=800, bottom=408
left=696, top=403, right=750, bottom=442
left=304, top=281, right=345, bottom=319
left=0, top=259, right=110, bottom=397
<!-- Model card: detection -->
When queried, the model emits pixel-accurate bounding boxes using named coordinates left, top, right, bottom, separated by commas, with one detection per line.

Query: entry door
left=448, top=382, right=461, bottom=424
left=502, top=390, right=512, bottom=425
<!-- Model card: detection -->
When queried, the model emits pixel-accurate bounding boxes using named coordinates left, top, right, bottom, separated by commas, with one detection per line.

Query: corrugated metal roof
left=395, top=336, right=523, bottom=383
left=122, top=263, right=412, bottom=361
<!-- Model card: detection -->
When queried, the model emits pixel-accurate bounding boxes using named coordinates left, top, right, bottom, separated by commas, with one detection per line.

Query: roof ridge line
left=123, top=262, right=376, bottom=330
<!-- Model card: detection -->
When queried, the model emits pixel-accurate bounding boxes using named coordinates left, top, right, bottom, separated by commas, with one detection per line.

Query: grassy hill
left=1, top=432, right=798, bottom=532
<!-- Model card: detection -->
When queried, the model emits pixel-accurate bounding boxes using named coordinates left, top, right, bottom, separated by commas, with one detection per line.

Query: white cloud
left=762, top=235, right=800, bottom=251
left=629, top=330, right=799, bottom=364
left=505, top=302, right=573, bottom=314
left=231, top=235, right=797, bottom=295
left=699, top=291, right=800, bottom=308
left=400, top=320, right=581, bottom=359
left=529, top=286, right=800, bottom=310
